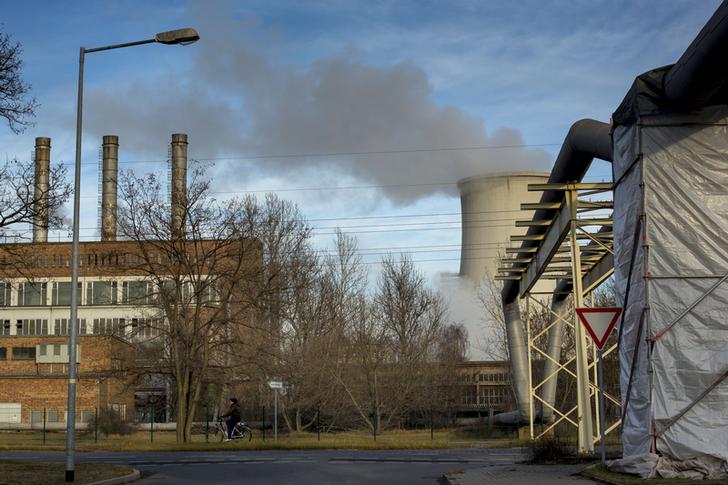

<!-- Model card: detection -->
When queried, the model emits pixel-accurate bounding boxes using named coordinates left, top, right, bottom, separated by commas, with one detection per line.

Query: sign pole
left=274, top=388, right=278, bottom=442
left=598, top=347, right=606, bottom=463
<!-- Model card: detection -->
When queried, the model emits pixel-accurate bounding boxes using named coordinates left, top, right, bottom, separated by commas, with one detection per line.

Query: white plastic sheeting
left=612, top=105, right=728, bottom=478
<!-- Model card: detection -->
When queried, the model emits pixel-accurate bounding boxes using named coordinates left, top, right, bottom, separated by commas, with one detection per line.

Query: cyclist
left=220, top=397, right=242, bottom=441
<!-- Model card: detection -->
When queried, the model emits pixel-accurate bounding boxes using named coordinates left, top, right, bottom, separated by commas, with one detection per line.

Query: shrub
left=86, top=408, right=136, bottom=436
left=527, top=435, right=573, bottom=463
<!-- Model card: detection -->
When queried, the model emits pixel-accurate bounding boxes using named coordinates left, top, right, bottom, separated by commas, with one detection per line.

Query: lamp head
left=155, top=28, right=200, bottom=45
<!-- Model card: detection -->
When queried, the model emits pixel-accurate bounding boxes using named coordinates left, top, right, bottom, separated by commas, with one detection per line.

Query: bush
left=86, top=408, right=136, bottom=436
left=527, top=435, right=573, bottom=463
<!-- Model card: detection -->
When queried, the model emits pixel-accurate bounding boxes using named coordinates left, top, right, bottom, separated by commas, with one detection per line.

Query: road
left=4, top=448, right=527, bottom=484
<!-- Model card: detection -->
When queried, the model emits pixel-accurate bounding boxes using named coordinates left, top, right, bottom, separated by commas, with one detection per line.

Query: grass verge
left=0, top=460, right=132, bottom=485
left=0, top=429, right=474, bottom=452
left=582, top=464, right=727, bottom=485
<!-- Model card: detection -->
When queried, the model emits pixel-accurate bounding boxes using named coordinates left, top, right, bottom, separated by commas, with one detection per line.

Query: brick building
left=0, top=334, right=134, bottom=426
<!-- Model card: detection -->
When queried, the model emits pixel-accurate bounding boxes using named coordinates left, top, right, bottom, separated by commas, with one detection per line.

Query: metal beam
left=528, top=182, right=613, bottom=192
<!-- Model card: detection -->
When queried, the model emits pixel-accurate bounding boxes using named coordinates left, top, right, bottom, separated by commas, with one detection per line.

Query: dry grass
left=0, top=460, right=131, bottom=485
left=0, top=428, right=475, bottom=452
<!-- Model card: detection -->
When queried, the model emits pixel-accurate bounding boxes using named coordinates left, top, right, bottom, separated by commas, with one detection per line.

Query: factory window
left=0, top=282, right=10, bottom=306
left=92, top=318, right=123, bottom=336
left=51, top=282, right=82, bottom=306
left=15, top=319, right=48, bottom=336
left=17, top=282, right=48, bottom=306
left=0, top=348, right=6, bottom=359
left=121, top=280, right=152, bottom=305
left=12, top=347, right=36, bottom=360
left=31, top=410, right=43, bottom=424
left=82, top=410, right=93, bottom=422
left=1, top=320, right=10, bottom=336
left=111, top=404, right=126, bottom=420
left=53, top=318, right=86, bottom=336
left=47, top=410, right=59, bottom=423
left=86, top=281, right=117, bottom=305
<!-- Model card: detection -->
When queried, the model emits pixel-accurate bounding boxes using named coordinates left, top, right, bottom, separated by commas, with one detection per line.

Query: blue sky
left=1, top=0, right=721, bottom=355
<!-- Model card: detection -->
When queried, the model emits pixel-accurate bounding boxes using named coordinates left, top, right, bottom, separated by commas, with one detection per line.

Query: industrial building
left=0, top=133, right=259, bottom=426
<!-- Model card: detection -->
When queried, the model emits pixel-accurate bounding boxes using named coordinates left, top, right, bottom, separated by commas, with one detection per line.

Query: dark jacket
left=222, top=402, right=241, bottom=421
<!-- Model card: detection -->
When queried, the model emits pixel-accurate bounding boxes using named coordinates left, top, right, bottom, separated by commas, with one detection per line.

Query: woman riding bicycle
left=220, top=397, right=242, bottom=441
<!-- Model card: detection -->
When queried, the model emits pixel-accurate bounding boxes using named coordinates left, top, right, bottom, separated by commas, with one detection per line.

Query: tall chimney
left=33, top=137, right=51, bottom=243
left=101, top=135, right=119, bottom=241
left=170, top=133, right=188, bottom=238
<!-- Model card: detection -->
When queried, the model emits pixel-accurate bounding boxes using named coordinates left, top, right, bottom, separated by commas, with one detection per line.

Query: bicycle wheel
left=218, top=425, right=226, bottom=442
left=241, top=426, right=252, bottom=442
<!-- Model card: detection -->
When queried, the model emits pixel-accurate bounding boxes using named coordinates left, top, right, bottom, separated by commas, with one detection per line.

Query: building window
left=51, top=282, right=82, bottom=306
left=0, top=282, right=10, bottom=306
left=53, top=318, right=86, bottom=336
left=121, top=281, right=151, bottom=305
left=92, top=318, right=123, bottom=336
left=0, top=348, right=6, bottom=359
left=31, top=410, right=43, bottom=424
left=17, top=282, right=48, bottom=306
left=82, top=410, right=93, bottom=423
left=1, top=320, right=10, bottom=336
left=47, top=410, right=59, bottom=423
left=86, top=281, right=117, bottom=305
left=12, top=347, right=36, bottom=360
left=111, top=404, right=126, bottom=420
left=15, top=319, right=49, bottom=336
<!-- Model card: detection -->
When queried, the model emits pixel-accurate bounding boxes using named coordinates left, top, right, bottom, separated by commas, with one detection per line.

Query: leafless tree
left=117, top=166, right=263, bottom=443
left=0, top=32, right=38, bottom=133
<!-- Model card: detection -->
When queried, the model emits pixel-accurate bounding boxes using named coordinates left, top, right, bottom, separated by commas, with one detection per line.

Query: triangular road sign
left=576, top=307, right=622, bottom=350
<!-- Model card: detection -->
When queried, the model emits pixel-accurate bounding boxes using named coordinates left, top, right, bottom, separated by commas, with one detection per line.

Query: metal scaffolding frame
left=496, top=182, right=619, bottom=452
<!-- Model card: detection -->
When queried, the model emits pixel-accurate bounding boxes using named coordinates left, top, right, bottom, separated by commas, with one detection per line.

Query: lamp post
left=65, top=28, right=199, bottom=483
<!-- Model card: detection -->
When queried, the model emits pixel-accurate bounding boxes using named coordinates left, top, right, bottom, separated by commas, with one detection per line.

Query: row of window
left=0, top=346, right=36, bottom=360
left=0, top=318, right=158, bottom=338
left=0, top=280, right=216, bottom=307
left=462, top=372, right=511, bottom=383
left=6, top=250, right=172, bottom=269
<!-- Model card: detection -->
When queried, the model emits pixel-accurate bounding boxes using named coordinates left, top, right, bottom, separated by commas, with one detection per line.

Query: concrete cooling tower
left=458, top=172, right=550, bottom=284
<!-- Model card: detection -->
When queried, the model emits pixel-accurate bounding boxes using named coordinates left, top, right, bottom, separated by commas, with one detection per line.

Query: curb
left=87, top=469, right=141, bottom=485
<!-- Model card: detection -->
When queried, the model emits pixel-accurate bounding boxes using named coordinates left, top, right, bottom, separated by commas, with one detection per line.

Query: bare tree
left=117, top=166, right=262, bottom=443
left=0, top=32, right=38, bottom=133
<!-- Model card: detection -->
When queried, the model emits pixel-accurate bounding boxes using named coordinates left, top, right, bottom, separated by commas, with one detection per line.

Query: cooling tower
left=458, top=172, right=550, bottom=284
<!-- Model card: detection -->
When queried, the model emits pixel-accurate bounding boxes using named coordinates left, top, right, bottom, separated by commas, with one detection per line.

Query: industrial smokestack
left=171, top=133, right=188, bottom=238
left=32, top=137, right=51, bottom=243
left=101, top=135, right=119, bottom=241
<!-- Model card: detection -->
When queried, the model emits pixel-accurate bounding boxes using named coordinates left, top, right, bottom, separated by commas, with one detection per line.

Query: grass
left=0, top=460, right=132, bottom=485
left=582, top=464, right=727, bottom=485
left=0, top=428, right=495, bottom=452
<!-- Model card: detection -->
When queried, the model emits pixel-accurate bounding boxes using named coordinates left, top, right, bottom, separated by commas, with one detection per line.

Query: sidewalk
left=447, top=463, right=597, bottom=485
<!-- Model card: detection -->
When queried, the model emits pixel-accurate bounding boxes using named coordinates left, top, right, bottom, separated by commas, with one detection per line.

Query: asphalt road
left=4, top=448, right=527, bottom=484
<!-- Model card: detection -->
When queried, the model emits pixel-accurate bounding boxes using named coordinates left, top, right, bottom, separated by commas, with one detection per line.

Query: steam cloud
left=84, top=3, right=550, bottom=204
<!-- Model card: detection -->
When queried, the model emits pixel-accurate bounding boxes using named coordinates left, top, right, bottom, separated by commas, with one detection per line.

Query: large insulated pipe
left=101, top=135, right=119, bottom=241
left=32, top=137, right=51, bottom=243
left=171, top=133, right=188, bottom=239
left=540, top=281, right=570, bottom=421
left=663, top=0, right=728, bottom=110
left=500, top=119, right=612, bottom=422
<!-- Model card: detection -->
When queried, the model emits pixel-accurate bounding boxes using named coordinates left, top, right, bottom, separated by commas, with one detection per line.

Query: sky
left=0, top=0, right=721, bottom=357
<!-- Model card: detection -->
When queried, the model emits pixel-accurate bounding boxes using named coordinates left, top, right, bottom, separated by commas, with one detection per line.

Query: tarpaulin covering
left=612, top=105, right=728, bottom=478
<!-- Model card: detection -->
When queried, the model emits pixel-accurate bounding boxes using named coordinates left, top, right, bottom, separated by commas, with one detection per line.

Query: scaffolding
left=496, top=182, right=618, bottom=452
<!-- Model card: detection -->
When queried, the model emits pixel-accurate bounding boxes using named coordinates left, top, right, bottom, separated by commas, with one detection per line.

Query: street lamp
left=65, top=28, right=199, bottom=483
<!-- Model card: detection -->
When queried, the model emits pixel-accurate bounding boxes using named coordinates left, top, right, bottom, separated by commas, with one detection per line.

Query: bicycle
left=213, top=418, right=252, bottom=442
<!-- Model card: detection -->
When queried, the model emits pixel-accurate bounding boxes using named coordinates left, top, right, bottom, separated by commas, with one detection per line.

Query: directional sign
left=576, top=307, right=622, bottom=350
left=268, top=380, right=284, bottom=390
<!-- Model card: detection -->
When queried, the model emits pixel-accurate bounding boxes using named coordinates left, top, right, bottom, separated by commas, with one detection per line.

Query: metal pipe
left=503, top=299, right=530, bottom=421
left=540, top=286, right=570, bottom=422
left=500, top=119, right=612, bottom=422
left=663, top=0, right=728, bottom=110
left=171, top=133, right=188, bottom=239
left=101, top=135, right=119, bottom=241
left=32, top=137, right=51, bottom=243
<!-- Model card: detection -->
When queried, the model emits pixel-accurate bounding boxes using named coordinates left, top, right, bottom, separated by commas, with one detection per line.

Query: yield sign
left=576, top=307, right=622, bottom=350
